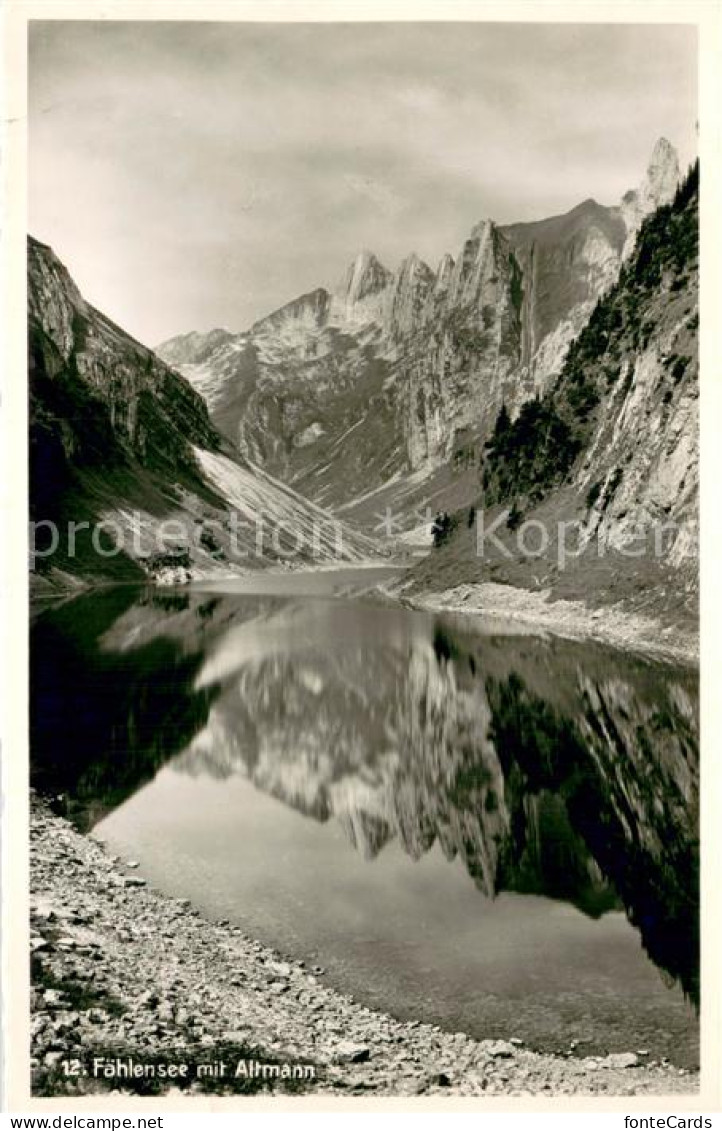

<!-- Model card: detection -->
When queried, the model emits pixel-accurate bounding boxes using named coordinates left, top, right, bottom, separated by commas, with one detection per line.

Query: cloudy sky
left=29, top=21, right=697, bottom=346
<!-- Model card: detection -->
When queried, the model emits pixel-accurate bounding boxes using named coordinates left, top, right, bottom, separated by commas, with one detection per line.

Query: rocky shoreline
left=399, top=581, right=699, bottom=667
left=30, top=797, right=698, bottom=1099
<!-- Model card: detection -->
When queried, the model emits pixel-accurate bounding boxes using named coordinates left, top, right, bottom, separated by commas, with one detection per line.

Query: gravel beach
left=400, top=581, right=699, bottom=667
left=29, top=796, right=699, bottom=1099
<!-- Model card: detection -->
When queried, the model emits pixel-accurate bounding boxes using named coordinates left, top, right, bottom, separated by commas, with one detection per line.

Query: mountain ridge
left=157, top=138, right=684, bottom=519
left=158, top=138, right=679, bottom=355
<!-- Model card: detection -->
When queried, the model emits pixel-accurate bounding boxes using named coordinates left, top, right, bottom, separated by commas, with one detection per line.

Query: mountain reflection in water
left=31, top=585, right=699, bottom=1044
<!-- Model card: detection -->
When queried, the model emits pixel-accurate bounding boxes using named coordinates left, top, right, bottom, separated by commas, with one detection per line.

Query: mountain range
left=157, top=138, right=685, bottom=527
left=29, top=136, right=698, bottom=618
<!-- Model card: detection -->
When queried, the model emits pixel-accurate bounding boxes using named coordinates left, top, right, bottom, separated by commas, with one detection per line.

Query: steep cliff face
left=491, top=165, right=698, bottom=561
left=577, top=248, right=698, bottom=573
left=393, top=220, right=525, bottom=470
left=409, top=163, right=698, bottom=618
left=29, top=236, right=220, bottom=476
left=385, top=253, right=435, bottom=341
left=29, top=237, right=377, bottom=588
left=158, top=139, right=683, bottom=519
left=502, top=200, right=626, bottom=386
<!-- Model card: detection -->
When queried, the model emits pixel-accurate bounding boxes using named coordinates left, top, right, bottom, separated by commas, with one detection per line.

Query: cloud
left=344, top=174, right=405, bottom=214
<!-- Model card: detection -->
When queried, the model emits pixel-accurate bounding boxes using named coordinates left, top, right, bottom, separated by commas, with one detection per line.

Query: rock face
left=576, top=279, right=698, bottom=575
left=28, top=237, right=377, bottom=588
left=29, top=236, right=220, bottom=473
left=157, top=139, right=684, bottom=517
left=407, top=163, right=698, bottom=622
left=393, top=220, right=524, bottom=471
left=491, top=163, right=698, bottom=575
left=385, top=253, right=435, bottom=341
left=502, top=199, right=626, bottom=387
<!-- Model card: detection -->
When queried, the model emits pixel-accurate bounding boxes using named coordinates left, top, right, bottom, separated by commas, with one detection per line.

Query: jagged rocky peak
left=469, top=217, right=496, bottom=241
left=398, top=251, right=433, bottom=279
left=571, top=197, right=601, bottom=215
left=385, top=253, right=435, bottom=339
left=434, top=252, right=455, bottom=293
left=394, top=253, right=435, bottom=303
left=330, top=249, right=394, bottom=327
left=448, top=218, right=507, bottom=309
left=621, top=136, right=681, bottom=257
left=643, top=137, right=681, bottom=207
left=336, top=249, right=393, bottom=305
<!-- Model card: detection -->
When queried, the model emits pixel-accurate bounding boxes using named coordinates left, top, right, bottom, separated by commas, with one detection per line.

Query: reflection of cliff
left=170, top=606, right=698, bottom=1004
left=485, top=669, right=699, bottom=1002
left=31, top=590, right=699, bottom=1003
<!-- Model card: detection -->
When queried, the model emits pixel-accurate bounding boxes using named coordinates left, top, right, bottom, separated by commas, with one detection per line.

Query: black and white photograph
left=3, top=2, right=719, bottom=1114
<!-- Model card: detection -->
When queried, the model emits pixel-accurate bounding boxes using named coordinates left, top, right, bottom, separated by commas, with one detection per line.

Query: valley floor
left=30, top=797, right=698, bottom=1101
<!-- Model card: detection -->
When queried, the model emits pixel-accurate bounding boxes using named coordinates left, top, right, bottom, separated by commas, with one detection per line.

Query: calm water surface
left=30, top=573, right=700, bottom=1066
